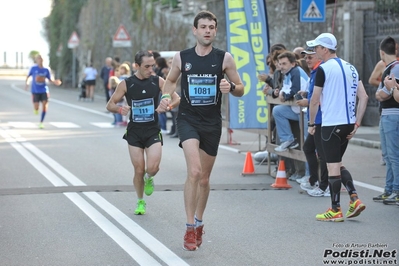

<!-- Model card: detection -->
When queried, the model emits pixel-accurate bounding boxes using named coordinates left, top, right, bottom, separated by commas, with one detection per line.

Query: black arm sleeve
left=314, top=67, right=326, bottom=87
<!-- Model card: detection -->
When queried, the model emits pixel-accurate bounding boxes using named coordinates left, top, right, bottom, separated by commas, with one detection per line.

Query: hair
left=134, top=50, right=154, bottom=66
left=270, top=44, right=286, bottom=53
left=266, top=54, right=276, bottom=73
left=277, top=51, right=297, bottom=64
left=380, top=36, right=397, bottom=55
left=119, top=63, right=131, bottom=74
left=272, top=49, right=287, bottom=62
left=156, top=57, right=168, bottom=69
left=297, top=58, right=310, bottom=76
left=151, top=51, right=161, bottom=59
left=109, top=76, right=120, bottom=89
left=193, top=10, right=217, bottom=28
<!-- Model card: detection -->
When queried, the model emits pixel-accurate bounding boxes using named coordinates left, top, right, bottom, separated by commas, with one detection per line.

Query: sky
left=0, top=0, right=52, bottom=68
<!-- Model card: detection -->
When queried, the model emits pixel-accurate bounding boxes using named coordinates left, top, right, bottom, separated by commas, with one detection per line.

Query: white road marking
left=8, top=122, right=37, bottom=128
left=0, top=128, right=189, bottom=266
left=49, top=122, right=80, bottom=128
left=90, top=122, right=115, bottom=128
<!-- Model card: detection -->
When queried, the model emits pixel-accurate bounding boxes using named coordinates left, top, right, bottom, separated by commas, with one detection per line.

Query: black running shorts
left=32, top=93, right=48, bottom=103
left=123, top=126, right=163, bottom=149
left=321, top=124, right=354, bottom=163
left=177, top=115, right=222, bottom=156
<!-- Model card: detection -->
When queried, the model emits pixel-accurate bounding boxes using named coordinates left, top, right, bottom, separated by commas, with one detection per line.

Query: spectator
left=374, top=36, right=399, bottom=204
left=83, top=63, right=98, bottom=102
left=272, top=51, right=309, bottom=152
left=307, top=32, right=368, bottom=222
left=295, top=47, right=330, bottom=197
left=100, top=57, right=113, bottom=103
left=155, top=57, right=169, bottom=134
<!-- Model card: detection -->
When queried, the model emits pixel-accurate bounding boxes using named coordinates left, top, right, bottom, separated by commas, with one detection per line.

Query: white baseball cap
left=306, top=33, right=337, bottom=51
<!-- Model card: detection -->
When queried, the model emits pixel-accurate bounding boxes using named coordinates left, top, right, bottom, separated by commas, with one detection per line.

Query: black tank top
left=380, top=60, right=399, bottom=109
left=179, top=46, right=225, bottom=124
left=124, top=74, right=160, bottom=128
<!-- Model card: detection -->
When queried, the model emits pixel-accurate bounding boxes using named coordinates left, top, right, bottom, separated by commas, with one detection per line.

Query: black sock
left=340, top=166, right=358, bottom=201
left=329, top=175, right=341, bottom=212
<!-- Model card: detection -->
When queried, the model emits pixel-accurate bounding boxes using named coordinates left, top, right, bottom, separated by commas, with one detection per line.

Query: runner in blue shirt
left=25, top=54, right=62, bottom=129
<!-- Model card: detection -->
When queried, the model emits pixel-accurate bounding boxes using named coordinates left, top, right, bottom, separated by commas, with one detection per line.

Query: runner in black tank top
left=157, top=11, right=244, bottom=251
left=106, top=51, right=180, bottom=216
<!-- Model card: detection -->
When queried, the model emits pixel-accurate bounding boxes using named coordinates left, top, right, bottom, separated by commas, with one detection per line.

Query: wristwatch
left=229, top=81, right=236, bottom=92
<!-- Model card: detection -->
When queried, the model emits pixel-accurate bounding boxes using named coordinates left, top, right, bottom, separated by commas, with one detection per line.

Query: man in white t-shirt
left=307, top=33, right=369, bottom=222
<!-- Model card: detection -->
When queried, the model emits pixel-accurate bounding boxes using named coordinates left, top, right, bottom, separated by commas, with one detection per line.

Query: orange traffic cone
left=271, top=160, right=292, bottom=189
left=242, top=152, right=255, bottom=175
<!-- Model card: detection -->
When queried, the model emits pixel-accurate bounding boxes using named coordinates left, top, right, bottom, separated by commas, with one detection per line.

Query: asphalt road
left=1, top=77, right=398, bottom=266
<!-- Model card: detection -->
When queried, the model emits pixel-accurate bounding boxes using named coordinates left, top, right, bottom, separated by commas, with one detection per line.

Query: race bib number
left=131, top=98, right=155, bottom=123
left=188, top=76, right=217, bottom=105
left=35, top=75, right=46, bottom=84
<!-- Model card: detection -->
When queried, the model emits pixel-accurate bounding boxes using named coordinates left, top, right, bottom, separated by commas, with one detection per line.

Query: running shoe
left=324, top=187, right=331, bottom=197
left=134, top=199, right=146, bottom=215
left=275, top=139, right=295, bottom=152
left=346, top=199, right=366, bottom=218
left=183, top=227, right=198, bottom=251
left=296, top=175, right=310, bottom=184
left=196, top=225, right=205, bottom=247
left=34, top=110, right=39, bottom=115
left=144, top=176, right=154, bottom=196
left=307, top=187, right=327, bottom=197
left=373, top=191, right=391, bottom=202
left=288, top=173, right=301, bottom=181
left=382, top=192, right=399, bottom=205
left=39, top=123, right=44, bottom=129
left=316, top=208, right=344, bottom=222
left=300, top=181, right=318, bottom=191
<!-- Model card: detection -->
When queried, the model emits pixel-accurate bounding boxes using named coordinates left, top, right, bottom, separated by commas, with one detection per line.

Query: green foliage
left=43, top=0, right=87, bottom=83
left=375, top=0, right=399, bottom=14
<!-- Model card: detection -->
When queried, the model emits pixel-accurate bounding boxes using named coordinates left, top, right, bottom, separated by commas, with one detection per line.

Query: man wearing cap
left=306, top=33, right=369, bottom=222
left=295, top=47, right=330, bottom=197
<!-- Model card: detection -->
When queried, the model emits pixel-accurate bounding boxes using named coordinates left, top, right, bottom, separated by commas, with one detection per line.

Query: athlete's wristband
left=161, top=94, right=171, bottom=100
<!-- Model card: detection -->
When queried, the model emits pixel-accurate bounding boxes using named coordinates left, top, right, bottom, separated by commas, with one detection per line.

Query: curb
left=349, top=138, right=380, bottom=149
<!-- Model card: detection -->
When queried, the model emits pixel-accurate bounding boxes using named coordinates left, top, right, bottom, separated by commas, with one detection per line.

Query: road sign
left=67, top=31, right=80, bottom=49
left=112, top=24, right=131, bottom=48
left=299, top=0, right=326, bottom=22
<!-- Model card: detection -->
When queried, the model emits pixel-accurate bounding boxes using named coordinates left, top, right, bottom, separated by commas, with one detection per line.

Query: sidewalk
left=222, top=125, right=381, bottom=155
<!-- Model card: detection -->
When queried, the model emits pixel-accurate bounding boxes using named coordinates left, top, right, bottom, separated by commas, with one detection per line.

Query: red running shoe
left=196, top=225, right=205, bottom=247
left=183, top=227, right=197, bottom=251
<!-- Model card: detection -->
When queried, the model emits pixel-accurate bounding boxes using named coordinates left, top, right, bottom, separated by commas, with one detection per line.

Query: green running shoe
left=39, top=123, right=44, bottom=129
left=316, top=208, right=344, bottom=222
left=134, top=199, right=146, bottom=215
left=346, top=199, right=366, bottom=218
left=144, top=176, right=154, bottom=196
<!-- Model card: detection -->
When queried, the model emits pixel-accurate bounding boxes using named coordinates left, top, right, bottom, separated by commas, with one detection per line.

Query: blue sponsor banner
left=225, top=0, right=270, bottom=129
